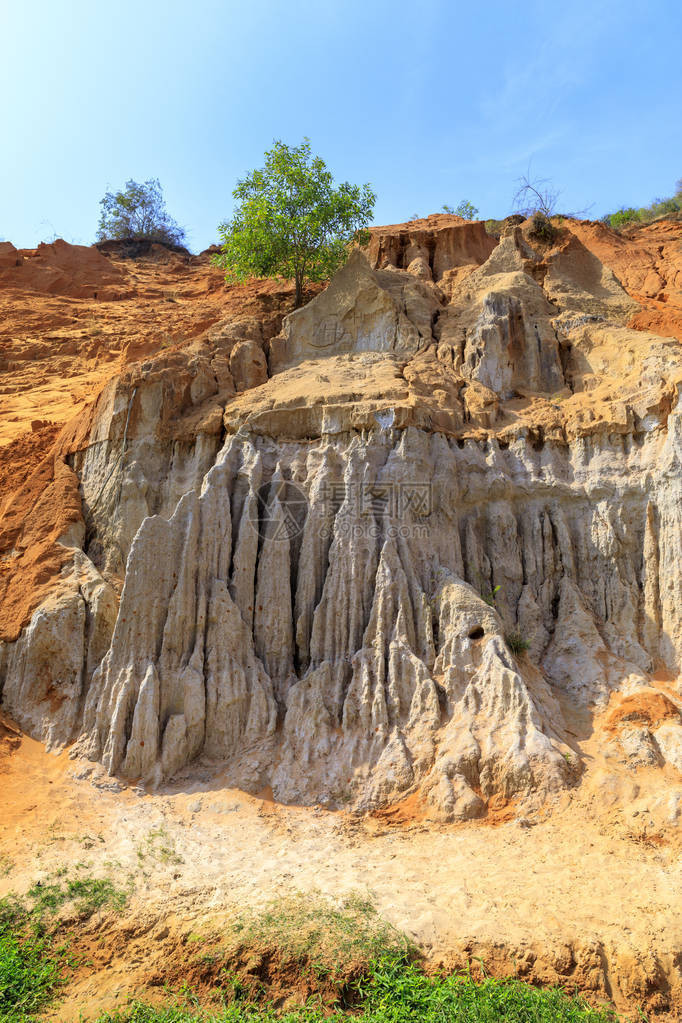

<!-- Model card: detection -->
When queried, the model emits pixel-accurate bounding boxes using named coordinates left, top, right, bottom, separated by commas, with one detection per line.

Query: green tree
left=214, top=139, right=376, bottom=307
left=454, top=200, right=479, bottom=219
left=442, top=201, right=479, bottom=218
left=97, top=179, right=186, bottom=246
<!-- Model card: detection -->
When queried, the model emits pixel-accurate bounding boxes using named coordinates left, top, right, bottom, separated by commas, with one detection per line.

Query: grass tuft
left=226, top=892, right=410, bottom=979
left=505, top=631, right=531, bottom=656
left=27, top=875, right=127, bottom=920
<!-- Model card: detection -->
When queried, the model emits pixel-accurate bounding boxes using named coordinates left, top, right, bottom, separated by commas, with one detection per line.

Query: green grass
left=0, top=872, right=128, bottom=1021
left=93, top=953, right=619, bottom=1022
left=0, top=895, right=69, bottom=1022
left=224, top=893, right=408, bottom=979
left=0, top=924, right=67, bottom=1022
left=27, top=875, right=127, bottom=920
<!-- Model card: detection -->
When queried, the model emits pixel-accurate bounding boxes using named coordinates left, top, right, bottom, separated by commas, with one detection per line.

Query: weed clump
left=527, top=212, right=559, bottom=245
left=505, top=631, right=531, bottom=656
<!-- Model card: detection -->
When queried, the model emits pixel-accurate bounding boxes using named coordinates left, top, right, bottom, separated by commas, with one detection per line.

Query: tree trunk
left=294, top=270, right=303, bottom=309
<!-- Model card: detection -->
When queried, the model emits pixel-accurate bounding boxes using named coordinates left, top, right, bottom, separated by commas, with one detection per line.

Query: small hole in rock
left=468, top=626, right=485, bottom=640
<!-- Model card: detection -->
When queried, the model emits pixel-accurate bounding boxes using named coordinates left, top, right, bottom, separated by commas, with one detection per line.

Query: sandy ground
left=1, top=722, right=681, bottom=1020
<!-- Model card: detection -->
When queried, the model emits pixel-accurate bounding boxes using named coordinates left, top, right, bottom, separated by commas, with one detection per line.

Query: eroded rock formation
left=1, top=215, right=682, bottom=822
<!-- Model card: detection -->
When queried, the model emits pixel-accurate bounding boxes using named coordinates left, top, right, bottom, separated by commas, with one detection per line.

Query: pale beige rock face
left=269, top=249, right=441, bottom=373
left=69, top=396, right=682, bottom=817
left=229, top=339, right=268, bottom=392
left=3, top=218, right=682, bottom=823
left=0, top=547, right=117, bottom=749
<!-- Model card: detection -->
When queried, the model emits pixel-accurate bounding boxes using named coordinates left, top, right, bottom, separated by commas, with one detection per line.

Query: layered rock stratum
left=1, top=215, right=682, bottom=830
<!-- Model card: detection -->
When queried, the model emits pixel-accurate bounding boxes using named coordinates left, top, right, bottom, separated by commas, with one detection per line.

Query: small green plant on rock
left=137, top=826, right=183, bottom=870
left=482, top=584, right=501, bottom=607
left=226, top=891, right=409, bottom=981
left=506, top=631, right=531, bottom=656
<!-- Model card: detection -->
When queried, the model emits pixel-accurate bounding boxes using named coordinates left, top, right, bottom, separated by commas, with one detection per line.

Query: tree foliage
left=214, top=139, right=376, bottom=307
left=97, top=179, right=186, bottom=246
left=455, top=200, right=479, bottom=219
left=443, top=200, right=479, bottom=219
left=602, top=176, right=682, bottom=230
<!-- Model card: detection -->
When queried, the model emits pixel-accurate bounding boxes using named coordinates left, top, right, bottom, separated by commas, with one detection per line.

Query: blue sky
left=2, top=0, right=681, bottom=251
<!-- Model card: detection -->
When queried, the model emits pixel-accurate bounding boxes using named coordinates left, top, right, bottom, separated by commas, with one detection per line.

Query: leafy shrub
left=443, top=201, right=480, bottom=219
left=484, top=219, right=504, bottom=238
left=527, top=212, right=559, bottom=245
left=649, top=196, right=681, bottom=218
left=604, top=207, right=642, bottom=229
left=455, top=200, right=479, bottom=219
left=97, top=179, right=186, bottom=247
left=603, top=177, right=682, bottom=230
